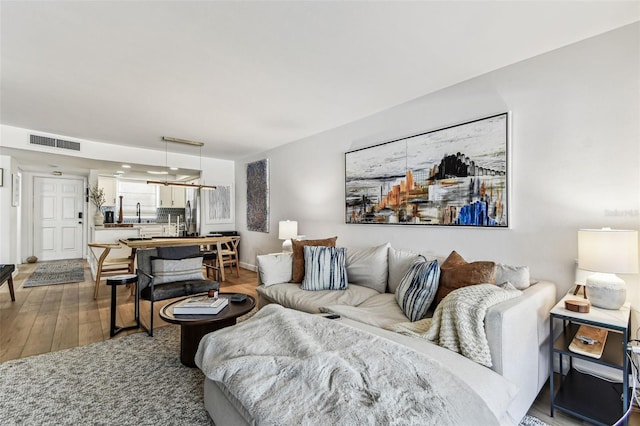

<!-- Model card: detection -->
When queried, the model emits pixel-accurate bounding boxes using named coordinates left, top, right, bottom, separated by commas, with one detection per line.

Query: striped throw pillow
left=395, top=257, right=440, bottom=322
left=301, top=246, right=348, bottom=291
left=151, top=256, right=204, bottom=284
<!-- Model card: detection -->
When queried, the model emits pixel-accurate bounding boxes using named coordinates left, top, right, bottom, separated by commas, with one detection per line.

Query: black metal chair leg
left=149, top=300, right=154, bottom=337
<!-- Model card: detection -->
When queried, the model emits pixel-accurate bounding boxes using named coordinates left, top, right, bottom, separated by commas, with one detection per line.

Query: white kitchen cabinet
left=158, top=186, right=185, bottom=208
left=98, top=176, right=118, bottom=206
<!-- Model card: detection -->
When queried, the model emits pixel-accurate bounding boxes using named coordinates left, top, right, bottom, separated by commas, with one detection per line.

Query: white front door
left=33, top=177, right=85, bottom=261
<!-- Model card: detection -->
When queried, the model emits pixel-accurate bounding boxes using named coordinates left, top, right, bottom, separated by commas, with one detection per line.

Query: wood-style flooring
left=0, top=261, right=636, bottom=425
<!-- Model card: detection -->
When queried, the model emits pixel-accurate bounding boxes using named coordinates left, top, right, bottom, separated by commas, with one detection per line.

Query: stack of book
left=174, top=296, right=228, bottom=315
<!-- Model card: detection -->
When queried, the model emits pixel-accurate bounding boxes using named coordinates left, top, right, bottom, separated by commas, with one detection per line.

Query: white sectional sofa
left=251, top=242, right=557, bottom=422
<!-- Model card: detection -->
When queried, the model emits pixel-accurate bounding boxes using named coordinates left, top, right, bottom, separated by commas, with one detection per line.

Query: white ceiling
left=1, top=1, right=639, bottom=168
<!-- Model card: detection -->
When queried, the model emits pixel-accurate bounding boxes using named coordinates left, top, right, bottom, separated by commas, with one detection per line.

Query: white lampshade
left=578, top=228, right=639, bottom=310
left=278, top=220, right=298, bottom=240
left=578, top=228, right=639, bottom=274
left=278, top=220, right=298, bottom=252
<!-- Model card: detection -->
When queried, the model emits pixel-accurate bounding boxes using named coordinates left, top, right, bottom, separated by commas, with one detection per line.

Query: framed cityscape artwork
left=345, top=113, right=509, bottom=227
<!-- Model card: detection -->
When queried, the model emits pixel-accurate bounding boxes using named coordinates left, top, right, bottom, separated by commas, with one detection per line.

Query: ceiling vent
left=30, top=134, right=81, bottom=151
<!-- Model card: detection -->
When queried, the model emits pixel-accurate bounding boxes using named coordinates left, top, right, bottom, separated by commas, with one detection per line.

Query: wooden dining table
left=119, top=236, right=235, bottom=281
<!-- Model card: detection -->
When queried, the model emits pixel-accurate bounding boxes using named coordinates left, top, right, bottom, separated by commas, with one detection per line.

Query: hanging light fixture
left=146, top=136, right=216, bottom=190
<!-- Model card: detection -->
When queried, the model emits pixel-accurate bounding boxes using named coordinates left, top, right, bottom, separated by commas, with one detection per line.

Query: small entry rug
left=22, top=260, right=85, bottom=287
left=0, top=323, right=549, bottom=426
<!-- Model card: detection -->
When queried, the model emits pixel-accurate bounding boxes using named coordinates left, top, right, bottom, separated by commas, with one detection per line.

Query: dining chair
left=217, top=237, right=240, bottom=277
left=88, top=242, right=135, bottom=299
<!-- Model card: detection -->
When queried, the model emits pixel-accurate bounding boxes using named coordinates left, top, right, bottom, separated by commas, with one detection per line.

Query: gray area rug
left=0, top=320, right=549, bottom=426
left=22, top=260, right=85, bottom=287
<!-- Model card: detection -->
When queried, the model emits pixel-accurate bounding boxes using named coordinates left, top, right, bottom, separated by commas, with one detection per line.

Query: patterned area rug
left=0, top=321, right=549, bottom=426
left=22, top=260, right=85, bottom=287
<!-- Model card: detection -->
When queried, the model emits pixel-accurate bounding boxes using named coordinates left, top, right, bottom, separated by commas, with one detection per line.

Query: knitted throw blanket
left=195, top=304, right=499, bottom=425
left=386, top=283, right=521, bottom=367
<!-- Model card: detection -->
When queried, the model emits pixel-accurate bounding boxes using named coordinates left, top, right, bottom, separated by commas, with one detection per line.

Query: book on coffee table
left=174, top=296, right=229, bottom=315
left=569, top=325, right=608, bottom=359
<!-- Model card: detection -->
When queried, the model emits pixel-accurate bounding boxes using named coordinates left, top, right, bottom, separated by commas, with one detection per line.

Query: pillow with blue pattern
left=395, top=256, right=440, bottom=321
left=301, top=246, right=348, bottom=291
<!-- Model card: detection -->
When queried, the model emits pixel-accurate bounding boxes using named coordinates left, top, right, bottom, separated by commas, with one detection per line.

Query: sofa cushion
left=256, top=282, right=378, bottom=314
left=345, top=243, right=390, bottom=293
left=141, top=279, right=219, bottom=302
left=257, top=253, right=293, bottom=286
left=291, top=237, right=337, bottom=283
left=301, top=246, right=348, bottom=291
left=396, top=257, right=440, bottom=321
left=495, top=264, right=530, bottom=290
left=435, top=251, right=495, bottom=306
left=151, top=257, right=205, bottom=284
left=388, top=247, right=421, bottom=294
left=321, top=293, right=410, bottom=328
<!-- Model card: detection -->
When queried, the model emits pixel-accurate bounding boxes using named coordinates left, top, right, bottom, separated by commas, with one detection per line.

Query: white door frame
left=22, top=172, right=87, bottom=263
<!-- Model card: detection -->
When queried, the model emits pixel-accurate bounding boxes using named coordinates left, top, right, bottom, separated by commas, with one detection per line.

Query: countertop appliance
left=104, top=211, right=115, bottom=224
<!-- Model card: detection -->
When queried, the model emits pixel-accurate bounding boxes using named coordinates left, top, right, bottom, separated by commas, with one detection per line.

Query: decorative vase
left=94, top=210, right=104, bottom=226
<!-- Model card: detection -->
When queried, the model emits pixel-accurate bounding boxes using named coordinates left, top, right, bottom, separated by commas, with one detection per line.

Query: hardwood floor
left=0, top=261, right=258, bottom=363
left=1, top=261, right=636, bottom=425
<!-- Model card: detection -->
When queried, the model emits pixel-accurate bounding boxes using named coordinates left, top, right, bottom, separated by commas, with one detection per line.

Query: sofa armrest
left=485, top=280, right=556, bottom=420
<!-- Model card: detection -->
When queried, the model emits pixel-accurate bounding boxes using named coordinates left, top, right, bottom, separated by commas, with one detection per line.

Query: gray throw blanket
left=386, top=283, right=521, bottom=367
left=195, top=304, right=499, bottom=426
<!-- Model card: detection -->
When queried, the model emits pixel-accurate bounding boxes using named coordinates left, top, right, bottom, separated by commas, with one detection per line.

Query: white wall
left=0, top=126, right=235, bottom=262
left=235, top=23, right=640, bottom=305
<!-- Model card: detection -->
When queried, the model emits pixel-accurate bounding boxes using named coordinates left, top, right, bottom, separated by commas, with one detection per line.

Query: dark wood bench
left=1, top=264, right=16, bottom=301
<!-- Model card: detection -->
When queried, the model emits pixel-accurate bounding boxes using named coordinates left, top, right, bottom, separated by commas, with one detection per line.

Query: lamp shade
left=278, top=220, right=298, bottom=240
left=578, top=228, right=638, bottom=274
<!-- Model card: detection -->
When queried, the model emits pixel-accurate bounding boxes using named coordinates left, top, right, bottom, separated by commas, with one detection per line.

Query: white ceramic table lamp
left=279, top=220, right=298, bottom=253
left=578, top=228, right=639, bottom=310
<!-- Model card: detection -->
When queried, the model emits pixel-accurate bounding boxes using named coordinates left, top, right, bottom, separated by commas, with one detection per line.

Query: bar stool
left=106, top=274, right=140, bottom=337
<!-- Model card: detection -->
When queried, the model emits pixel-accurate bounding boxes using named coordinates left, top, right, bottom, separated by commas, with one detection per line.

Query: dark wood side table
left=160, top=292, right=256, bottom=368
left=106, top=274, right=140, bottom=337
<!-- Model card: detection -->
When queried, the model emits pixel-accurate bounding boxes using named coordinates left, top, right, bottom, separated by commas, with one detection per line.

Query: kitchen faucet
left=136, top=202, right=141, bottom=223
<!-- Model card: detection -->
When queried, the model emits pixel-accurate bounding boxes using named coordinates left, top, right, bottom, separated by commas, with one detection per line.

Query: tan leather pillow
left=290, top=237, right=337, bottom=283
left=435, top=250, right=495, bottom=305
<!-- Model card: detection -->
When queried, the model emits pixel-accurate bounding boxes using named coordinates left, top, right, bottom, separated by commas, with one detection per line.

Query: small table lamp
left=578, top=228, right=639, bottom=310
left=279, top=220, right=298, bottom=253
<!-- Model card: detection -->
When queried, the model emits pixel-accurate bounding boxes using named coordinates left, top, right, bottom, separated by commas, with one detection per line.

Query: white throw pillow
left=257, top=253, right=293, bottom=287
left=301, top=246, right=348, bottom=291
left=345, top=242, right=390, bottom=293
left=388, top=247, right=421, bottom=294
left=495, top=264, right=530, bottom=290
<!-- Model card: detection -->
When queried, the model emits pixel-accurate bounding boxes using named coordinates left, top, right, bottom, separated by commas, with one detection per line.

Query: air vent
left=56, top=139, right=80, bottom=151
left=30, top=135, right=81, bottom=151
left=30, top=135, right=56, bottom=147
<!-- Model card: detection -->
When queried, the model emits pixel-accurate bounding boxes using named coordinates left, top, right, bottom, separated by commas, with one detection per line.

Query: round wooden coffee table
left=160, top=292, right=256, bottom=367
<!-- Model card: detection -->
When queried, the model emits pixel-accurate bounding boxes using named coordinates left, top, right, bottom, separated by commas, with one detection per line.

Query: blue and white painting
left=345, top=113, right=509, bottom=227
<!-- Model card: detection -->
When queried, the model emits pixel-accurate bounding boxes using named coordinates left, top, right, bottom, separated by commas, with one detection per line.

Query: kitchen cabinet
left=158, top=186, right=185, bottom=208
left=98, top=176, right=118, bottom=206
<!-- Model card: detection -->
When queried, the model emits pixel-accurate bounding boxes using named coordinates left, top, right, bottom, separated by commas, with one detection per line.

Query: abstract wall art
left=246, top=159, right=270, bottom=232
left=345, top=113, right=509, bottom=227
left=205, top=184, right=233, bottom=224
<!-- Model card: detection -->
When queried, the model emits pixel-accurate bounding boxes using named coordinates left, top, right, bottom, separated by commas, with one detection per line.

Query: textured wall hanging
left=205, top=184, right=233, bottom=224
left=246, top=159, right=269, bottom=232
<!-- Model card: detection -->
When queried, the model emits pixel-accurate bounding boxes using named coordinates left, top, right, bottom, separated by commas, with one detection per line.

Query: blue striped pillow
left=301, top=246, right=348, bottom=291
left=395, top=257, right=440, bottom=321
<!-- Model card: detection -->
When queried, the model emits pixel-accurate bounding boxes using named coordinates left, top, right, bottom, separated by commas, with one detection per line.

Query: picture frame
left=345, top=113, right=509, bottom=227
left=12, top=173, right=21, bottom=207
left=204, top=183, right=234, bottom=224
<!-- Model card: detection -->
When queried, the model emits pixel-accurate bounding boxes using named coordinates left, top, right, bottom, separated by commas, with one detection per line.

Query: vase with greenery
left=89, top=183, right=106, bottom=226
